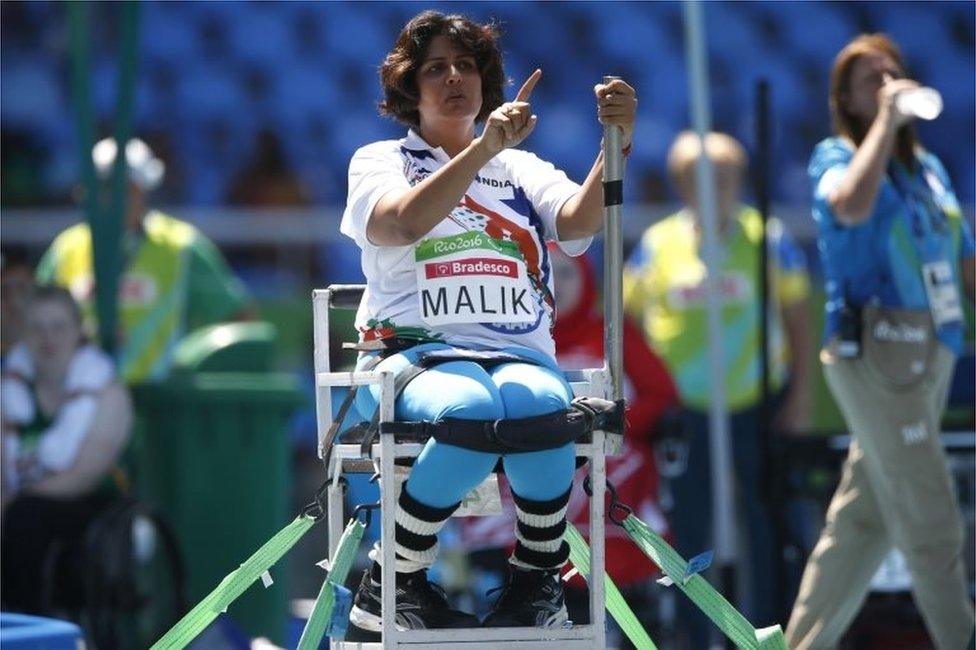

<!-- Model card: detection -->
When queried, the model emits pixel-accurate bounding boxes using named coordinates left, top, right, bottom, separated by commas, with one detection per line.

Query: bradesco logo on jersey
left=415, top=232, right=534, bottom=326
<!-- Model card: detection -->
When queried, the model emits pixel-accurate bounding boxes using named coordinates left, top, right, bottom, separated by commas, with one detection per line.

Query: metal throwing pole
left=682, top=2, right=738, bottom=642
left=602, top=74, right=625, bottom=410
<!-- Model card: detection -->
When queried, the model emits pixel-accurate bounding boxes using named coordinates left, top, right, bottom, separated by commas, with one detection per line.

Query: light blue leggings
left=355, top=343, right=576, bottom=508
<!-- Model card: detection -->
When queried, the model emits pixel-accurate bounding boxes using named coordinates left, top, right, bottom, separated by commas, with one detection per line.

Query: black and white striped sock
left=367, top=486, right=460, bottom=575
left=510, top=487, right=572, bottom=570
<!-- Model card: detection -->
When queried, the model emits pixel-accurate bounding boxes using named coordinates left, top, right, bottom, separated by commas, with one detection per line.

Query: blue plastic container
left=0, top=613, right=84, bottom=650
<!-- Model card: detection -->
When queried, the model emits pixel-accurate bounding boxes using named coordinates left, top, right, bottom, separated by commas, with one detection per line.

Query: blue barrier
left=0, top=612, right=84, bottom=650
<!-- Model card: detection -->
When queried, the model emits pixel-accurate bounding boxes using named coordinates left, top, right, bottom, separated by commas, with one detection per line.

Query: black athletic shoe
left=348, top=567, right=480, bottom=631
left=482, top=567, right=571, bottom=628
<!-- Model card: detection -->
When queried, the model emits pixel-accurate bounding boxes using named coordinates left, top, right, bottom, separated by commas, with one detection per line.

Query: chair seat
left=331, top=440, right=606, bottom=473
left=338, top=420, right=595, bottom=448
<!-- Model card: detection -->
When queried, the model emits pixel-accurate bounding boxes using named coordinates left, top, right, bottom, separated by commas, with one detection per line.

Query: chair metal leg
left=589, top=428, right=608, bottom=650
left=378, top=371, right=398, bottom=647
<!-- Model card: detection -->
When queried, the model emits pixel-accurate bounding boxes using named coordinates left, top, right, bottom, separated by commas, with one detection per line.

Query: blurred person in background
left=1, top=286, right=131, bottom=614
left=35, top=137, right=253, bottom=384
left=1, top=251, right=35, bottom=358
left=786, top=34, right=975, bottom=650
left=624, top=130, right=813, bottom=644
left=341, top=10, right=636, bottom=631
left=226, top=128, right=310, bottom=207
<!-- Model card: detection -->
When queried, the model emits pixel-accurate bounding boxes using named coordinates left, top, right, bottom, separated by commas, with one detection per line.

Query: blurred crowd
left=2, top=1, right=974, bottom=210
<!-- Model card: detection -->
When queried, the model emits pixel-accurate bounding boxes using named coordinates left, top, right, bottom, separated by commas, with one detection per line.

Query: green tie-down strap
left=297, top=518, right=367, bottom=649
left=564, top=523, right=658, bottom=650
left=151, top=515, right=318, bottom=650
left=621, top=514, right=787, bottom=650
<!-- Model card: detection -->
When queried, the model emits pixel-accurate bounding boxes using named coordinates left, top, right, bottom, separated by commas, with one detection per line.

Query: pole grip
left=602, top=74, right=624, bottom=404
left=602, top=75, right=625, bottom=193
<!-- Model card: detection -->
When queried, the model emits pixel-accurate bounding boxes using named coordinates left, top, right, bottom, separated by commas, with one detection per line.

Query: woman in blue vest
left=786, top=34, right=975, bottom=650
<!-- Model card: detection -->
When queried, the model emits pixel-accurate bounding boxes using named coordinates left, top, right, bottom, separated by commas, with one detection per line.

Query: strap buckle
left=582, top=474, right=633, bottom=527
left=301, top=476, right=348, bottom=521
left=351, top=501, right=381, bottom=528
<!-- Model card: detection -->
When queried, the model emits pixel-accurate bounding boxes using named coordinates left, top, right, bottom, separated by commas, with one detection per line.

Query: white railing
left=1, top=203, right=844, bottom=247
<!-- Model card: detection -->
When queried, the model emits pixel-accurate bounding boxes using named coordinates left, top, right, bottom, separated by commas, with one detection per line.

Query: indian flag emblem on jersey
left=448, top=203, right=490, bottom=231
left=444, top=196, right=554, bottom=334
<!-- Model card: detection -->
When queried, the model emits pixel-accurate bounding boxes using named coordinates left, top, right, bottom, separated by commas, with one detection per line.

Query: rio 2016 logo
left=432, top=234, right=484, bottom=254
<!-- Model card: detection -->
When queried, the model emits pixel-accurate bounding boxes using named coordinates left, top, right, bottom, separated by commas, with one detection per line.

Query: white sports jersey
left=340, top=129, right=592, bottom=360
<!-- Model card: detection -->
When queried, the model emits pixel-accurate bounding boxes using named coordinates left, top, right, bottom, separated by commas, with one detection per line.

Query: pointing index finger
left=516, top=68, right=542, bottom=102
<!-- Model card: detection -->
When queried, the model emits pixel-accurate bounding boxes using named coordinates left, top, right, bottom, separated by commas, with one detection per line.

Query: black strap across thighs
left=325, top=346, right=624, bottom=461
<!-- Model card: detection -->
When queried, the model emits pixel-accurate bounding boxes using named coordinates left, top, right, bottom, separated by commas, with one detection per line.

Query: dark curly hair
left=379, top=11, right=507, bottom=128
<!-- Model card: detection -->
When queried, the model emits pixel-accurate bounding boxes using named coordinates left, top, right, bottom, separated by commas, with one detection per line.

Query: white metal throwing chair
left=312, top=81, right=627, bottom=649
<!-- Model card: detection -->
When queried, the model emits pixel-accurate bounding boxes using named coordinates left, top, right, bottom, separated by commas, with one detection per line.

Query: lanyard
left=887, top=161, right=963, bottom=328
left=886, top=162, right=949, bottom=263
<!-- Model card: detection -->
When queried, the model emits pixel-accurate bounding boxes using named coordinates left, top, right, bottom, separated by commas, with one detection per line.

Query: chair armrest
left=326, top=284, right=366, bottom=310
left=316, top=370, right=389, bottom=388
left=566, top=367, right=611, bottom=400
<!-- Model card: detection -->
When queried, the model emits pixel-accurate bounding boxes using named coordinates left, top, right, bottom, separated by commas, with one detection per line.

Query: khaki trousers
left=786, top=344, right=974, bottom=649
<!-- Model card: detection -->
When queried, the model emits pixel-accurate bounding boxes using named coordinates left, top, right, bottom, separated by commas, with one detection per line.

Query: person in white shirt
left=1, top=286, right=131, bottom=614
left=341, top=10, right=636, bottom=631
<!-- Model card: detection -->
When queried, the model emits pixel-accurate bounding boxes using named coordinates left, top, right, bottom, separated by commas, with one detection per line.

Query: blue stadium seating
left=531, top=101, right=600, bottom=180
left=2, top=0, right=973, bottom=206
left=320, top=2, right=395, bottom=67
left=140, top=2, right=203, bottom=69
left=270, top=62, right=341, bottom=124
left=875, top=4, right=958, bottom=75
left=173, top=64, right=252, bottom=131
left=224, top=6, right=297, bottom=68
left=760, top=1, right=858, bottom=68
left=704, top=1, right=774, bottom=66
left=91, top=59, right=159, bottom=125
left=1, top=54, right=64, bottom=132
left=634, top=52, right=689, bottom=129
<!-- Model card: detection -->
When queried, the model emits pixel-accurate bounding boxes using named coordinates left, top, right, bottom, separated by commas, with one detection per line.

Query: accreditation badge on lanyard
left=891, top=163, right=963, bottom=328
left=921, top=260, right=962, bottom=326
left=415, top=231, right=535, bottom=326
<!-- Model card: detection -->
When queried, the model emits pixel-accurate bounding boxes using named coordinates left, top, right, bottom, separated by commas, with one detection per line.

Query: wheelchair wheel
left=81, top=498, right=187, bottom=649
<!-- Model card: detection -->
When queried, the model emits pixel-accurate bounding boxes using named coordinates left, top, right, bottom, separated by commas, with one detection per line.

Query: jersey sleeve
left=340, top=142, right=411, bottom=249
left=809, top=138, right=854, bottom=227
left=510, top=151, right=589, bottom=256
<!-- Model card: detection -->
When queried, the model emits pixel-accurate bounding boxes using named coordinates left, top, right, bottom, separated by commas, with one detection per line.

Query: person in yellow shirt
left=36, top=138, right=252, bottom=383
left=624, top=131, right=813, bottom=643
